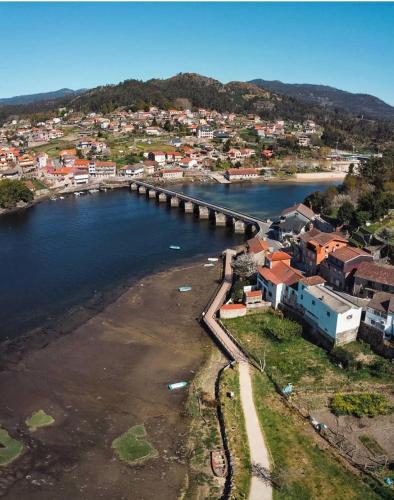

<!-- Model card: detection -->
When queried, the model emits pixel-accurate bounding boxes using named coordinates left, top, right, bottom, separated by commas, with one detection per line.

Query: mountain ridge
left=0, top=88, right=86, bottom=106
left=249, top=79, right=394, bottom=122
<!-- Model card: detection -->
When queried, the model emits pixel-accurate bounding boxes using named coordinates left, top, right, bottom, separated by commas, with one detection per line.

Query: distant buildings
left=225, top=168, right=258, bottom=181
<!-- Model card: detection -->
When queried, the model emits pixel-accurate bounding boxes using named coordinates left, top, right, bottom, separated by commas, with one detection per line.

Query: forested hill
left=0, top=88, right=84, bottom=106
left=250, top=79, right=394, bottom=122
left=1, top=73, right=394, bottom=149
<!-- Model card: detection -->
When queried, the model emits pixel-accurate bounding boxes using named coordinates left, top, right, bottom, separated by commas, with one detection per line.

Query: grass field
left=112, top=424, right=158, bottom=465
left=219, top=366, right=251, bottom=499
left=222, top=311, right=394, bottom=393
left=0, top=428, right=24, bottom=466
left=25, top=410, right=55, bottom=431
left=252, top=373, right=383, bottom=500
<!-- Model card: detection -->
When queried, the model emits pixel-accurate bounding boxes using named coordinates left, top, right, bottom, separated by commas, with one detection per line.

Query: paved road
left=239, top=362, right=272, bottom=499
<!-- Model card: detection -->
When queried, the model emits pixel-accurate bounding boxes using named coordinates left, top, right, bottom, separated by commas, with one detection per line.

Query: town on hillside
left=0, top=105, right=374, bottom=192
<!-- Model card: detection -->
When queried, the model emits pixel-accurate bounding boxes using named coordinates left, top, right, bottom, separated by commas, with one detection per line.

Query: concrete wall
left=358, top=323, right=394, bottom=359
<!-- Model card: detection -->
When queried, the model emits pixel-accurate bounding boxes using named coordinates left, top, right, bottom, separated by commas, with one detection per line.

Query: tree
left=350, top=210, right=370, bottom=229
left=232, top=253, right=257, bottom=279
left=0, top=179, right=33, bottom=209
left=304, top=191, right=328, bottom=213
left=337, top=201, right=355, bottom=225
left=223, top=139, right=231, bottom=153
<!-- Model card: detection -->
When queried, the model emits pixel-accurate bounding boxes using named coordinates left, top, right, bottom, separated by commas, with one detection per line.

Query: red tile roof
left=266, top=251, right=291, bottom=262
left=220, top=303, right=247, bottom=310
left=245, top=290, right=262, bottom=297
left=355, top=262, right=394, bottom=286
left=258, top=261, right=302, bottom=286
left=300, top=230, right=347, bottom=246
left=281, top=203, right=316, bottom=220
left=247, top=237, right=270, bottom=254
left=300, top=276, right=326, bottom=286
left=227, top=168, right=258, bottom=175
left=331, top=246, right=370, bottom=262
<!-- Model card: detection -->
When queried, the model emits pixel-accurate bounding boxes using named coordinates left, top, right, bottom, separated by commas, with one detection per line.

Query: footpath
left=202, top=249, right=272, bottom=499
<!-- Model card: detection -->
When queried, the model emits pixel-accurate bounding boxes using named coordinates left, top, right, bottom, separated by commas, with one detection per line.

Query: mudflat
left=0, top=259, right=222, bottom=499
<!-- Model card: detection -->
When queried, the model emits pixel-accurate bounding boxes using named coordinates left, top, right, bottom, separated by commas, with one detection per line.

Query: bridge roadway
left=131, top=180, right=271, bottom=236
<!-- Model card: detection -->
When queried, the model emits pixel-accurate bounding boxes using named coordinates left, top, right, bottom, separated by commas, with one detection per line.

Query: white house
left=364, top=292, right=394, bottom=339
left=296, top=281, right=362, bottom=345
left=197, top=125, right=214, bottom=139
left=257, top=252, right=302, bottom=308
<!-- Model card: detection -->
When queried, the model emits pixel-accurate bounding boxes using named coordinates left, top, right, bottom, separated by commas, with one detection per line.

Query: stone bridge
left=130, top=180, right=270, bottom=234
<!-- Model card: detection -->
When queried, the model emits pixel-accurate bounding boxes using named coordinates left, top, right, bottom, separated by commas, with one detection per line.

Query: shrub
left=331, top=393, right=392, bottom=418
left=329, top=347, right=361, bottom=371
left=263, top=315, right=302, bottom=342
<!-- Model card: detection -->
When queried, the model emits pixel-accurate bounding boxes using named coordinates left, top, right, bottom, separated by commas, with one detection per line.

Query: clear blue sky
left=1, top=2, right=394, bottom=105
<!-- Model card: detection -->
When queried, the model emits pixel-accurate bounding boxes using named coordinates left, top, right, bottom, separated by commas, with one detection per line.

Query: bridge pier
left=148, top=189, right=156, bottom=199
left=158, top=192, right=167, bottom=203
left=198, top=206, right=209, bottom=219
left=130, top=183, right=138, bottom=191
left=184, top=201, right=194, bottom=213
left=138, top=186, right=147, bottom=194
left=170, top=196, right=180, bottom=207
left=215, top=212, right=227, bottom=226
left=234, top=219, right=246, bottom=233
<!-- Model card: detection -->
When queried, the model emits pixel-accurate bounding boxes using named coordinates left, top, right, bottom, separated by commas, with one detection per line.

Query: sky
left=1, top=2, right=394, bottom=105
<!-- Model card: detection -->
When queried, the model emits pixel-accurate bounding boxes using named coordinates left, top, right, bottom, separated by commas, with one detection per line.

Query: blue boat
left=178, top=286, right=192, bottom=292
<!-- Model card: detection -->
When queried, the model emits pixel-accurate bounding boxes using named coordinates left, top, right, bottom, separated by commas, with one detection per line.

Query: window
left=312, top=300, right=315, bottom=305
left=268, top=291, right=272, bottom=297
left=300, top=294, right=303, bottom=300
left=371, top=319, right=375, bottom=325
left=327, top=311, right=331, bottom=317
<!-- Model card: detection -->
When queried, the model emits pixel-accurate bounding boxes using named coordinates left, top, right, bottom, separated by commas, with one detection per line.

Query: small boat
left=211, top=450, right=228, bottom=477
left=50, top=197, right=57, bottom=201
left=169, top=245, right=181, bottom=250
left=74, top=192, right=81, bottom=196
left=204, top=263, right=215, bottom=267
left=89, top=188, right=99, bottom=193
left=59, top=196, right=65, bottom=200
left=178, top=286, right=192, bottom=292
left=168, top=381, right=188, bottom=391
left=207, top=257, right=219, bottom=262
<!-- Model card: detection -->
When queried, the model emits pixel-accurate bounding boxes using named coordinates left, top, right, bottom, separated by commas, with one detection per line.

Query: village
left=0, top=105, right=369, bottom=192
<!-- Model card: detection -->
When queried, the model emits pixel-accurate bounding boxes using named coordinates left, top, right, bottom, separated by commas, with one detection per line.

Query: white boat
left=74, top=192, right=81, bottom=196
left=89, top=189, right=99, bottom=193
left=169, top=245, right=181, bottom=250
left=168, top=381, right=188, bottom=391
left=178, top=286, right=192, bottom=292
left=59, top=196, right=65, bottom=200
left=207, top=257, right=219, bottom=262
left=204, top=263, right=215, bottom=267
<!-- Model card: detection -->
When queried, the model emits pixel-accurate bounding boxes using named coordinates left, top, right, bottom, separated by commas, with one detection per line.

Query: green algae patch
left=0, top=428, right=24, bottom=466
left=26, top=410, right=55, bottom=432
left=112, top=424, right=158, bottom=465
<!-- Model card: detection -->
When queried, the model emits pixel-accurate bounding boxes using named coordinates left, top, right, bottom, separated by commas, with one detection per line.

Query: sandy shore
left=0, top=259, right=222, bottom=499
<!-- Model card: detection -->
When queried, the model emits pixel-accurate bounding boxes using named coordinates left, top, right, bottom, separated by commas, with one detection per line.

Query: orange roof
left=227, top=168, right=258, bottom=175
left=74, top=159, right=90, bottom=166
left=54, top=167, right=73, bottom=175
left=300, top=276, right=326, bottom=286
left=258, top=262, right=302, bottom=286
left=247, top=237, right=270, bottom=254
left=60, top=149, right=77, bottom=156
left=266, top=251, right=291, bottom=262
left=220, top=304, right=247, bottom=310
left=331, top=246, right=370, bottom=262
left=245, top=290, right=262, bottom=297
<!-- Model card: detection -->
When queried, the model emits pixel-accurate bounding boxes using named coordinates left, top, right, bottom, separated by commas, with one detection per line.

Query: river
left=0, top=180, right=336, bottom=340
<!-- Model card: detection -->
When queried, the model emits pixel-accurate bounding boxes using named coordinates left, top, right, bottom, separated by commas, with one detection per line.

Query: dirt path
left=239, top=362, right=272, bottom=500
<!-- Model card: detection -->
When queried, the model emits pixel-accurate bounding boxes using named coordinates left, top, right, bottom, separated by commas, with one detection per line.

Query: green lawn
left=112, top=424, right=158, bottom=465
left=220, top=366, right=251, bottom=499
left=252, top=374, right=383, bottom=500
left=0, top=428, right=24, bottom=466
left=222, top=312, right=394, bottom=392
left=25, top=410, right=55, bottom=431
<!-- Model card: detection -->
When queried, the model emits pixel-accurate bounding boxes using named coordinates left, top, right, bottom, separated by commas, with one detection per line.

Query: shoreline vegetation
left=0, top=172, right=344, bottom=218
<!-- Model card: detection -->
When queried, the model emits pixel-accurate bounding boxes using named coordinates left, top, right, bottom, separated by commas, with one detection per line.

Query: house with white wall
left=364, top=292, right=394, bottom=339
left=296, top=281, right=362, bottom=345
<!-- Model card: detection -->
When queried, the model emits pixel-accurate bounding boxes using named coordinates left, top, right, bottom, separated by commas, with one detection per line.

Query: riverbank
left=0, top=258, right=223, bottom=499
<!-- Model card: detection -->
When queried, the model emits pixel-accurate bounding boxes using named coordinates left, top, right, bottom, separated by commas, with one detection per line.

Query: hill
left=1, top=73, right=393, bottom=150
left=0, top=88, right=86, bottom=106
left=250, top=79, right=394, bottom=122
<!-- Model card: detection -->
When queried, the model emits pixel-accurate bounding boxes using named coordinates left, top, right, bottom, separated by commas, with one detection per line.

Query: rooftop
left=355, top=261, right=394, bottom=286
left=281, top=203, right=316, bottom=221
left=330, top=245, right=370, bottom=263
left=306, top=284, right=358, bottom=313
left=368, top=292, right=394, bottom=314
left=247, top=237, right=270, bottom=254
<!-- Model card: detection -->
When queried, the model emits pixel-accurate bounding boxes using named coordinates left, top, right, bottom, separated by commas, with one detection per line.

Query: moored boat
left=168, top=381, right=188, bottom=391
left=211, top=450, right=228, bottom=477
left=178, top=286, right=192, bottom=292
left=169, top=245, right=181, bottom=250
left=207, top=257, right=219, bottom=262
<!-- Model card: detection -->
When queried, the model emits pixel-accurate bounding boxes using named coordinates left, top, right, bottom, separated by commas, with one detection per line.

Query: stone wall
left=357, top=323, right=394, bottom=359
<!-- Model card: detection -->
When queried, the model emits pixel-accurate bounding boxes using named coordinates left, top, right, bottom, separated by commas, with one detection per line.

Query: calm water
left=0, top=181, right=335, bottom=340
